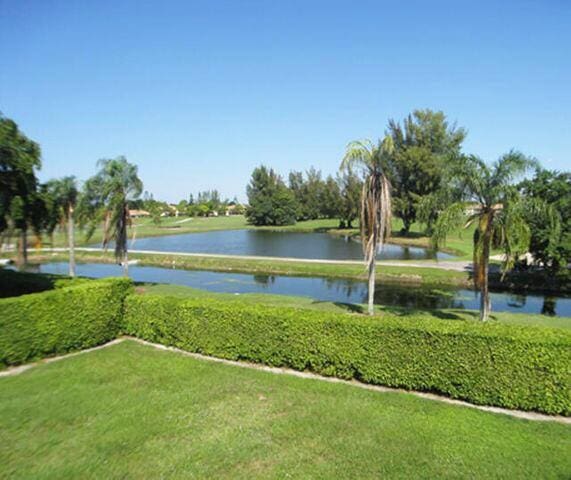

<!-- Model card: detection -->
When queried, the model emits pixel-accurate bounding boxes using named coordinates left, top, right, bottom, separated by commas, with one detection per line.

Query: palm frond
left=431, top=202, right=466, bottom=249
left=340, top=139, right=374, bottom=172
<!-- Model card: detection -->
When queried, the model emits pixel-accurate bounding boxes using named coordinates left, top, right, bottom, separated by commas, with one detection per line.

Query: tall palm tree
left=47, top=177, right=79, bottom=276
left=80, top=157, right=143, bottom=276
left=432, top=151, right=537, bottom=321
left=340, top=136, right=394, bottom=315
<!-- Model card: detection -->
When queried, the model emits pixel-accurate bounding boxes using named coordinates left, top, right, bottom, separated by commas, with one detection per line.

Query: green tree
left=0, top=115, right=41, bottom=266
left=45, top=177, right=79, bottom=275
left=433, top=152, right=537, bottom=321
left=246, top=166, right=297, bottom=226
left=176, top=199, right=189, bottom=216
left=337, top=167, right=362, bottom=229
left=41, top=182, right=61, bottom=246
left=80, top=157, right=143, bottom=275
left=288, top=168, right=327, bottom=220
left=387, top=109, right=466, bottom=233
left=320, top=175, right=343, bottom=219
left=519, top=169, right=570, bottom=272
left=341, top=136, right=394, bottom=315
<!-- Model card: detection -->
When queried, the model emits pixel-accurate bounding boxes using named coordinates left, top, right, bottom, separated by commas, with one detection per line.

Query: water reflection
left=120, top=230, right=455, bottom=261
left=541, top=297, right=557, bottom=316
left=253, top=274, right=276, bottom=286
left=30, top=262, right=571, bottom=317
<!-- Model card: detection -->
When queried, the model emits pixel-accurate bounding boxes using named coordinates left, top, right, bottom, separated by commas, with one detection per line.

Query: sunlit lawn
left=1, top=340, right=569, bottom=479
left=140, top=284, right=571, bottom=329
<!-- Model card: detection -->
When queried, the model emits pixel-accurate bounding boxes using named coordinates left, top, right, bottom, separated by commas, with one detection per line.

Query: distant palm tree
left=80, top=157, right=143, bottom=276
left=341, top=136, right=394, bottom=315
left=47, top=177, right=79, bottom=276
left=432, top=152, right=537, bottom=321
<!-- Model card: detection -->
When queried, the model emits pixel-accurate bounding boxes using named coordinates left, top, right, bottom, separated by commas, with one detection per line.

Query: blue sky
left=1, top=0, right=569, bottom=202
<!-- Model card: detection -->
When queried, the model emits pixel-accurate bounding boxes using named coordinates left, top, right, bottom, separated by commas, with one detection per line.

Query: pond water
left=35, top=262, right=570, bottom=317
left=119, top=230, right=454, bottom=260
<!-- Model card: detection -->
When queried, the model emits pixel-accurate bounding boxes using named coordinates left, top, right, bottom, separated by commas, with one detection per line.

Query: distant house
left=226, top=203, right=244, bottom=216
left=129, top=209, right=151, bottom=218
left=168, top=204, right=180, bottom=217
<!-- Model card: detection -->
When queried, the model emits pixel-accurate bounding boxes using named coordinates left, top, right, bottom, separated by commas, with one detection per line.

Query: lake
left=34, top=262, right=570, bottom=317
left=120, top=230, right=455, bottom=260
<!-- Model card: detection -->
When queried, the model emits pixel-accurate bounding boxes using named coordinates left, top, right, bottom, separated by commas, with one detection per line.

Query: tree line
left=1, top=114, right=143, bottom=275
left=2, top=110, right=569, bottom=321
left=244, top=109, right=569, bottom=321
left=246, top=109, right=570, bottom=276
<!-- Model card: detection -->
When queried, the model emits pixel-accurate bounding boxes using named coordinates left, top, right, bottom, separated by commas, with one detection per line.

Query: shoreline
left=8, top=248, right=569, bottom=295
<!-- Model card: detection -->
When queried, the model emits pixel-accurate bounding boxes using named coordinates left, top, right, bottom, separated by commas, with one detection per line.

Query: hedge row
left=124, top=294, right=571, bottom=415
left=0, top=278, right=132, bottom=367
left=0, top=268, right=91, bottom=298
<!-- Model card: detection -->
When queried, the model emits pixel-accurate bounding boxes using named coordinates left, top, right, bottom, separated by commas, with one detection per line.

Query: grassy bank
left=21, top=249, right=473, bottom=287
left=139, top=283, right=571, bottom=330
left=1, top=340, right=569, bottom=479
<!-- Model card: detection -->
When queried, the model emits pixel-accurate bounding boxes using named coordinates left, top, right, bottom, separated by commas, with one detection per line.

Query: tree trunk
left=68, top=205, right=76, bottom=277
left=17, top=228, right=28, bottom=268
left=479, top=235, right=491, bottom=321
left=402, top=217, right=412, bottom=234
left=367, top=259, right=376, bottom=315
left=123, top=250, right=129, bottom=277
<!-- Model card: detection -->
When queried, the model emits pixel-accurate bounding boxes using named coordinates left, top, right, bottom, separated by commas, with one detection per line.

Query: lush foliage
left=124, top=294, right=571, bottom=415
left=433, top=152, right=538, bottom=321
left=519, top=169, right=571, bottom=273
left=387, top=110, right=466, bottom=233
left=245, top=165, right=297, bottom=226
left=0, top=268, right=90, bottom=298
left=0, top=278, right=132, bottom=367
left=79, top=156, right=143, bottom=272
left=0, top=115, right=42, bottom=265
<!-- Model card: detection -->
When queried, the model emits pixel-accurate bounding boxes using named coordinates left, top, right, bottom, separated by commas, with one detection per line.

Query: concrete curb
left=2, top=337, right=569, bottom=425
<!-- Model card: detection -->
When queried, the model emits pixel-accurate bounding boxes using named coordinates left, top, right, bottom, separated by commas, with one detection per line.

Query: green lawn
left=22, top=249, right=473, bottom=288
left=139, top=283, right=571, bottom=329
left=1, top=340, right=569, bottom=479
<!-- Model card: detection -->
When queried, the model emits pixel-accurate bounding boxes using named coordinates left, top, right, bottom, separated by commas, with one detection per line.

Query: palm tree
left=47, top=177, right=79, bottom=276
left=432, top=152, right=537, bottom=321
left=340, top=136, right=394, bottom=315
left=80, top=157, right=143, bottom=276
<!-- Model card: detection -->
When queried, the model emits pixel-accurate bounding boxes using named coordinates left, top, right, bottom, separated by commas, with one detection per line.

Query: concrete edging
left=1, top=336, right=569, bottom=425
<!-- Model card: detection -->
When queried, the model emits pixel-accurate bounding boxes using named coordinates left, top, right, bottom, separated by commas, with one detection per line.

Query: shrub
left=0, top=278, right=132, bottom=367
left=124, top=294, right=571, bottom=415
left=0, top=268, right=91, bottom=298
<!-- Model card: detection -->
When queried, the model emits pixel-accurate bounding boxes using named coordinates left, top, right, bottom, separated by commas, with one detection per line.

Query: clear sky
left=1, top=0, right=569, bottom=202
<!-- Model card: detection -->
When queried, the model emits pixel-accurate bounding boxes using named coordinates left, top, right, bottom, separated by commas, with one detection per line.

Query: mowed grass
left=1, top=340, right=569, bottom=479
left=23, top=249, right=472, bottom=287
left=139, top=283, right=571, bottom=329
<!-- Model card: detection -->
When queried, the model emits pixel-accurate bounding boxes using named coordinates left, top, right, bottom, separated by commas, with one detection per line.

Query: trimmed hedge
left=124, top=294, right=571, bottom=415
left=0, top=278, right=132, bottom=367
left=0, top=268, right=91, bottom=298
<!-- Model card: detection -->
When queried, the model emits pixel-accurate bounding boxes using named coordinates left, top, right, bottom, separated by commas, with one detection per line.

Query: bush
left=124, top=294, right=571, bottom=415
left=0, top=278, right=132, bottom=367
left=0, top=268, right=91, bottom=298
